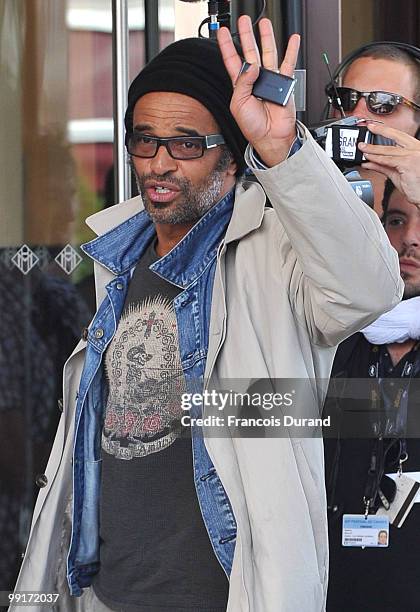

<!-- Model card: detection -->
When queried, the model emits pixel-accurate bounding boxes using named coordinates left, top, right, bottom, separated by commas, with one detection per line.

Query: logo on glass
left=11, top=245, right=39, bottom=275
left=55, top=244, right=82, bottom=275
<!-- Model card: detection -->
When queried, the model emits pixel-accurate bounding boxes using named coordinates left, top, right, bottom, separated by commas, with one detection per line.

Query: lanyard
left=363, top=436, right=401, bottom=516
left=367, top=343, right=419, bottom=437
left=362, top=343, right=419, bottom=514
left=327, top=341, right=420, bottom=518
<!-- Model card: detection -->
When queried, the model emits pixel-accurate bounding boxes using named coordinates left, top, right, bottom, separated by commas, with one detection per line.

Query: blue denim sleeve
left=248, top=130, right=303, bottom=170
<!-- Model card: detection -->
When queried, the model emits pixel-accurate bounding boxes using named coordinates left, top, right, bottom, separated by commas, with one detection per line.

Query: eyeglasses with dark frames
left=327, top=86, right=420, bottom=115
left=127, top=133, right=226, bottom=160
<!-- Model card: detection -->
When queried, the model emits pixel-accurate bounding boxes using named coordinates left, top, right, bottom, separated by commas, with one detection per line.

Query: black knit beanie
left=124, top=37, right=247, bottom=175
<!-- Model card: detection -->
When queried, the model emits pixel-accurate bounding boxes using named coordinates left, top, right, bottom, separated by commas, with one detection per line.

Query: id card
left=342, top=514, right=389, bottom=547
left=377, top=474, right=420, bottom=527
left=387, top=472, right=420, bottom=503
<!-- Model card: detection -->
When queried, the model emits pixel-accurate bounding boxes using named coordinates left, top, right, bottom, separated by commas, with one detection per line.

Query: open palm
left=217, top=16, right=300, bottom=167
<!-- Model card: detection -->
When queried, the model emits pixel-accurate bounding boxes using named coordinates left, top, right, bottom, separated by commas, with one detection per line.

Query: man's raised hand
left=217, top=15, right=300, bottom=167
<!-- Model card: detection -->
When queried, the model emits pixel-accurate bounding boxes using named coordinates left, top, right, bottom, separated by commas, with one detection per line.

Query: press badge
left=342, top=514, right=389, bottom=547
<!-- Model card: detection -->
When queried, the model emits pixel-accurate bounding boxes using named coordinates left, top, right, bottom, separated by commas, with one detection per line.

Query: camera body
left=310, top=117, right=395, bottom=167
left=309, top=117, right=394, bottom=207
left=310, top=117, right=395, bottom=166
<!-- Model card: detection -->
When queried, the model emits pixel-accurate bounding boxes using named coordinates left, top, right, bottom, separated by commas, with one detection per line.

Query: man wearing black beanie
left=14, top=15, right=402, bottom=612
left=124, top=36, right=248, bottom=177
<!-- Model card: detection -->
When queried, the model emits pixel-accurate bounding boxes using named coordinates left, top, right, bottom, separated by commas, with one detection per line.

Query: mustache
left=399, top=247, right=420, bottom=261
left=135, top=172, right=190, bottom=190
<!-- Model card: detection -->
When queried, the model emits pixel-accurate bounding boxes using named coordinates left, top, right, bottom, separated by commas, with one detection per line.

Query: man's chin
left=402, top=283, right=420, bottom=299
left=144, top=209, right=180, bottom=225
left=143, top=198, right=177, bottom=222
left=143, top=200, right=201, bottom=226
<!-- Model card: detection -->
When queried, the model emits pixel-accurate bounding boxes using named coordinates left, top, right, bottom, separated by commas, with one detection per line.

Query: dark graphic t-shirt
left=94, top=241, right=229, bottom=611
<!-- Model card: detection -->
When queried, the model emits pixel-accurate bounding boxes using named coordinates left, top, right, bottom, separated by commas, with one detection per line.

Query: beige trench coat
left=11, top=131, right=403, bottom=612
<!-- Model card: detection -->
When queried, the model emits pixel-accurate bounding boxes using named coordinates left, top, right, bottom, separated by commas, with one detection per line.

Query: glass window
left=0, top=0, right=173, bottom=592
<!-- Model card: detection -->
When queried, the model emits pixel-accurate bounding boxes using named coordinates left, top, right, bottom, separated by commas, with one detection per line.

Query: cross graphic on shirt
left=143, top=310, right=157, bottom=339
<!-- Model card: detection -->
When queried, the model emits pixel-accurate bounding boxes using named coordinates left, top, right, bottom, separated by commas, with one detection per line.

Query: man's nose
left=352, top=97, right=372, bottom=121
left=402, top=222, right=420, bottom=249
left=149, top=143, right=178, bottom=175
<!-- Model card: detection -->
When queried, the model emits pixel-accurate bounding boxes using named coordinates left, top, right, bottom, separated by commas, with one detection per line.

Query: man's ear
left=227, top=157, right=237, bottom=177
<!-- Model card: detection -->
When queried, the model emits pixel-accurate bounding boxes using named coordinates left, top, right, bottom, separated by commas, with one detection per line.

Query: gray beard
left=133, top=151, right=232, bottom=225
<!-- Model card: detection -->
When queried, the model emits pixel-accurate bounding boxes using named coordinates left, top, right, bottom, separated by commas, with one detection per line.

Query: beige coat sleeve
left=246, top=126, right=404, bottom=347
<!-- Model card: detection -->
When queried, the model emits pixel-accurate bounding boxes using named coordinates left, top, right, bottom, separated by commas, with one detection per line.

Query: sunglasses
left=127, top=133, right=225, bottom=160
left=327, top=86, right=420, bottom=115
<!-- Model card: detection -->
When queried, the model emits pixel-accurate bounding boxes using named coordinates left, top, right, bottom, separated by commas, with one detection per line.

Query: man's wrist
left=254, top=135, right=297, bottom=167
left=248, top=127, right=304, bottom=170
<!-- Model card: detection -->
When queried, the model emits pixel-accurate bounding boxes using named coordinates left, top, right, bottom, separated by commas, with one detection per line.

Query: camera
left=309, top=117, right=394, bottom=207
left=310, top=117, right=394, bottom=166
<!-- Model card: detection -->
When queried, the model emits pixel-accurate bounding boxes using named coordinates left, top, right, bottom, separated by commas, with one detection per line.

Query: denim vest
left=66, top=191, right=237, bottom=595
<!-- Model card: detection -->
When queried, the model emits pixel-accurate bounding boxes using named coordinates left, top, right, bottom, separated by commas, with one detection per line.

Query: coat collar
left=81, top=180, right=266, bottom=280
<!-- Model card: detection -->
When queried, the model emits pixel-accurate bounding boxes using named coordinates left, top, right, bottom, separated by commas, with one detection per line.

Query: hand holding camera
left=359, top=123, right=420, bottom=207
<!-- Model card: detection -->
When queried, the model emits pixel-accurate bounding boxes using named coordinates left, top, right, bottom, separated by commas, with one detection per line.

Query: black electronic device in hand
left=239, top=62, right=296, bottom=106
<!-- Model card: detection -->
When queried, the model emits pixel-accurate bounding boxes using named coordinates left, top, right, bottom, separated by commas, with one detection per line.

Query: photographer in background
left=326, top=42, right=420, bottom=213
left=325, top=127, right=420, bottom=611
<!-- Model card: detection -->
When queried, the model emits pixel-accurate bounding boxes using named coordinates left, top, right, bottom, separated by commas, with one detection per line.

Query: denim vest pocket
left=196, top=466, right=237, bottom=575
